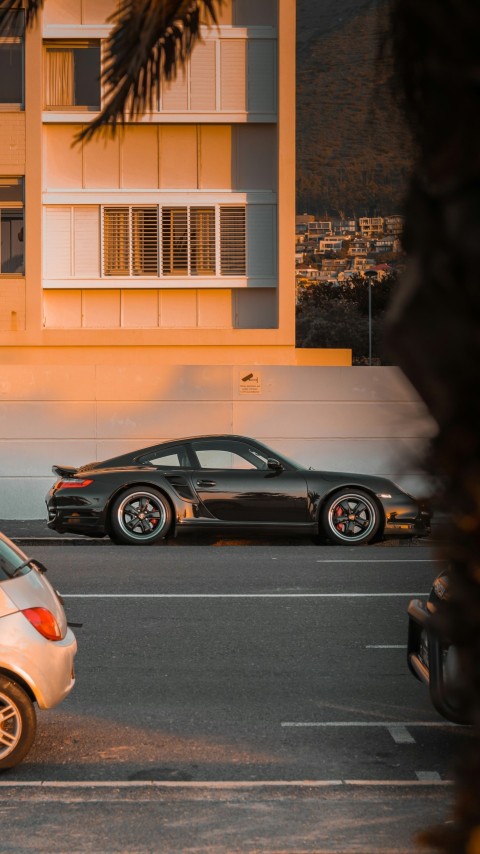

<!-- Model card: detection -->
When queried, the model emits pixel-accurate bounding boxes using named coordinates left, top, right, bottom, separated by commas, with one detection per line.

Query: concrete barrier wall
left=0, top=365, right=437, bottom=519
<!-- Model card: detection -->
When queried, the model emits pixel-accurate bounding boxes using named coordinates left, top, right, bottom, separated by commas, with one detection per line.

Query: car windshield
left=0, top=535, right=31, bottom=581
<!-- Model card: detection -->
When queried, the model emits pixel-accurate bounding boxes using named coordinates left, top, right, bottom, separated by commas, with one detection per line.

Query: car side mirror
left=267, top=458, right=283, bottom=472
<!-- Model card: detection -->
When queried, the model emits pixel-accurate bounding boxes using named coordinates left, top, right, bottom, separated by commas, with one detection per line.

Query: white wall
left=0, top=365, right=436, bottom=519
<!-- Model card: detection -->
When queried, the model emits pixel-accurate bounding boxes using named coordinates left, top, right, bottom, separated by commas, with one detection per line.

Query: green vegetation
left=295, top=273, right=398, bottom=363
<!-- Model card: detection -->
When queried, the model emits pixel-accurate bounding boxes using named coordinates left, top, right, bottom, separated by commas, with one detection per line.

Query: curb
left=10, top=535, right=438, bottom=548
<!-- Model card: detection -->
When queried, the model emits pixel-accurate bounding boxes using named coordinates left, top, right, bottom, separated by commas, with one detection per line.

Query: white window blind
left=98, top=204, right=247, bottom=279
left=103, top=207, right=129, bottom=275
left=73, top=206, right=99, bottom=277
left=220, top=39, right=246, bottom=111
left=190, top=41, right=216, bottom=111
left=45, top=207, right=72, bottom=277
left=191, top=208, right=216, bottom=275
left=220, top=206, right=246, bottom=276
left=161, top=208, right=188, bottom=275
left=103, top=206, right=158, bottom=276
left=158, top=37, right=276, bottom=116
left=132, top=207, right=158, bottom=275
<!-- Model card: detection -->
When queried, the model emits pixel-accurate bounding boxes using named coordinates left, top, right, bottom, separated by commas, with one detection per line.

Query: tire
left=109, top=487, right=172, bottom=545
left=0, top=676, right=36, bottom=770
left=321, top=489, right=381, bottom=545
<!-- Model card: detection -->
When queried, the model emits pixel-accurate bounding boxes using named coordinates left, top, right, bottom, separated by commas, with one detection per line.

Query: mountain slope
left=296, top=0, right=412, bottom=216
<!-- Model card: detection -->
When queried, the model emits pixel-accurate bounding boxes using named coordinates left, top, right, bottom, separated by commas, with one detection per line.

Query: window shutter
left=247, top=204, right=276, bottom=278
left=190, top=208, right=215, bottom=275
left=45, top=206, right=72, bottom=277
left=132, top=207, right=158, bottom=275
left=190, top=41, right=216, bottom=111
left=161, top=69, right=188, bottom=111
left=73, top=206, right=99, bottom=277
left=103, top=207, right=129, bottom=276
left=162, top=208, right=188, bottom=275
left=248, top=40, right=276, bottom=113
left=220, top=39, right=246, bottom=111
left=220, top=206, right=246, bottom=276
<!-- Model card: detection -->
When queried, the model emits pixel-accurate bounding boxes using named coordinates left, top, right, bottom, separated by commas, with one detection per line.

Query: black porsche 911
left=46, top=434, right=431, bottom=546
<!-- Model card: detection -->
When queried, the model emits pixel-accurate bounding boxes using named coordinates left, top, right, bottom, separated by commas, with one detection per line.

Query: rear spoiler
left=52, top=464, right=78, bottom=478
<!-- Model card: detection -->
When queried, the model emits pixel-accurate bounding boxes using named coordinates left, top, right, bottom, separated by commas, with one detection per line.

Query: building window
left=220, top=206, right=246, bottom=275
left=103, top=207, right=159, bottom=276
left=44, top=42, right=101, bottom=110
left=102, top=205, right=246, bottom=279
left=0, top=178, right=24, bottom=275
left=0, top=10, right=24, bottom=106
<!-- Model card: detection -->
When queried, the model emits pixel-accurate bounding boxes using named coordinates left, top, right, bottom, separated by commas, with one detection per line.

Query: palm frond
left=76, top=0, right=222, bottom=145
left=0, top=0, right=43, bottom=31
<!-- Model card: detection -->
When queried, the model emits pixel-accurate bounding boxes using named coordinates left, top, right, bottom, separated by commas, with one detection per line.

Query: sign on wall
left=239, top=371, right=262, bottom=394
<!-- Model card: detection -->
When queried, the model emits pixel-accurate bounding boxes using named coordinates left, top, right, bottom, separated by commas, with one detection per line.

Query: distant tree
left=295, top=274, right=397, bottom=363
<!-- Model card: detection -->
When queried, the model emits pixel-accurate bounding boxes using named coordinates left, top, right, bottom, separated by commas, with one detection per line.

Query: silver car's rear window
left=0, top=536, right=31, bottom=581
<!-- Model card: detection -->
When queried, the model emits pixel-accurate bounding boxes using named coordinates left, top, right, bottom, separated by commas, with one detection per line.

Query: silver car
left=0, top=532, right=77, bottom=769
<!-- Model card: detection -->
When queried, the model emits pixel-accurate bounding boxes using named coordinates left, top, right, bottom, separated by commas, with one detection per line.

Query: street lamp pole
left=365, top=270, right=376, bottom=366
left=368, top=281, right=372, bottom=365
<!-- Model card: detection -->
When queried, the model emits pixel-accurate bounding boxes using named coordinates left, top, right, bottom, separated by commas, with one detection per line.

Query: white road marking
left=416, top=771, right=442, bottom=782
left=366, top=645, right=408, bottom=649
left=388, top=726, right=415, bottom=744
left=0, top=779, right=453, bottom=789
left=315, top=559, right=438, bottom=563
left=281, top=721, right=457, bottom=729
left=63, top=592, right=429, bottom=599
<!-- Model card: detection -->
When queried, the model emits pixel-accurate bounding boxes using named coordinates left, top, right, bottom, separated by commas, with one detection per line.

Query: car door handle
left=196, top=479, right=217, bottom=487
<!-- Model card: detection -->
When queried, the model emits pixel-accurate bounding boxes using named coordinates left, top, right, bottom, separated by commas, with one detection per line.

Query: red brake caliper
left=334, top=503, right=345, bottom=532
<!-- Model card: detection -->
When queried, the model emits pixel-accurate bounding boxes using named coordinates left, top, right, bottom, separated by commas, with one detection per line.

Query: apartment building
left=358, top=216, right=384, bottom=238
left=0, top=0, right=350, bottom=366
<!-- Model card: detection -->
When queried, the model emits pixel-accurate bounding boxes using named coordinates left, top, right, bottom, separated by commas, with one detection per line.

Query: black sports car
left=46, top=434, right=431, bottom=546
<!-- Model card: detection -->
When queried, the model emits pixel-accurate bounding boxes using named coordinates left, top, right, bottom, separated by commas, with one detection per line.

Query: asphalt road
left=0, top=543, right=468, bottom=853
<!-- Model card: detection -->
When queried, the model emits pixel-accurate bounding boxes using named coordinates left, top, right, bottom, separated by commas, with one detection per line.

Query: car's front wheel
left=110, top=488, right=172, bottom=545
left=0, top=676, right=36, bottom=770
left=321, top=489, right=381, bottom=545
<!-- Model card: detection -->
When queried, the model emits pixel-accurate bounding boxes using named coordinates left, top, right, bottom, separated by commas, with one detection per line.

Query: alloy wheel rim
left=327, top=493, right=376, bottom=542
left=117, top=492, right=166, bottom=540
left=0, top=693, right=22, bottom=759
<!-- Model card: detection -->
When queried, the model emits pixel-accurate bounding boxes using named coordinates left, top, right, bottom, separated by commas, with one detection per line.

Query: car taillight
left=56, top=478, right=93, bottom=489
left=22, top=607, right=63, bottom=641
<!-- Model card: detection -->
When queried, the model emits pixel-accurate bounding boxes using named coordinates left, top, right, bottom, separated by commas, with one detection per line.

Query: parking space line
left=388, top=726, right=416, bottom=744
left=315, top=560, right=437, bottom=563
left=366, top=645, right=408, bottom=649
left=63, top=592, right=429, bottom=599
left=281, top=721, right=458, bottom=729
left=416, top=772, right=442, bottom=782
left=0, top=779, right=453, bottom=789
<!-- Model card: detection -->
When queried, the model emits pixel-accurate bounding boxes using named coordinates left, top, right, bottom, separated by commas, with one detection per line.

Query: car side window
left=193, top=441, right=269, bottom=470
left=140, top=448, right=188, bottom=468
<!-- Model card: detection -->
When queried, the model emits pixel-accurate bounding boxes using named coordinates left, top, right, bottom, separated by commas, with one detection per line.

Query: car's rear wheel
left=321, top=489, right=380, bottom=545
left=110, top=488, right=172, bottom=545
left=0, top=676, right=36, bottom=770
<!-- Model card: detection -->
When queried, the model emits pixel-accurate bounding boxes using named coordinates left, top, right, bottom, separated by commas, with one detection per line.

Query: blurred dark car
left=408, top=569, right=470, bottom=724
left=46, top=434, right=431, bottom=546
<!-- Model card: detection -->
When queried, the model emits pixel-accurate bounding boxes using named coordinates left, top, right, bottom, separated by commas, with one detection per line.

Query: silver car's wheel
left=322, top=490, right=380, bottom=545
left=110, top=488, right=172, bottom=545
left=0, top=677, right=36, bottom=770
